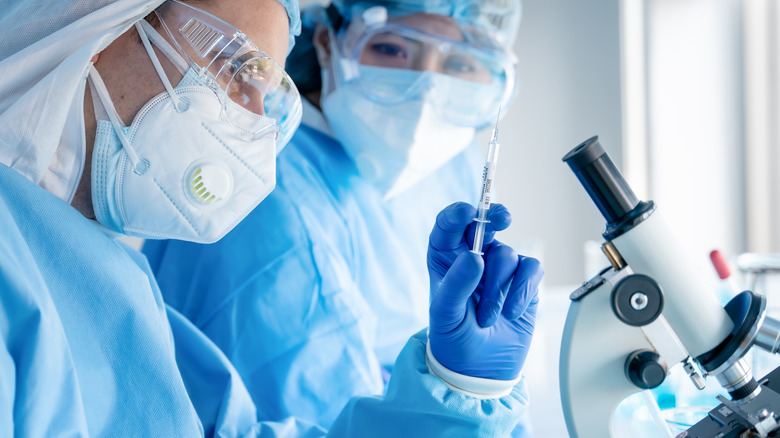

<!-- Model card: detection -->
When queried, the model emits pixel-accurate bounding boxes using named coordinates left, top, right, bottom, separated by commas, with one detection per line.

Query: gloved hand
left=427, top=202, right=543, bottom=381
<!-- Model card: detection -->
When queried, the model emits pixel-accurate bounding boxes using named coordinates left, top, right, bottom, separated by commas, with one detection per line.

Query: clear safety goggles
left=154, top=0, right=301, bottom=145
left=336, top=10, right=517, bottom=127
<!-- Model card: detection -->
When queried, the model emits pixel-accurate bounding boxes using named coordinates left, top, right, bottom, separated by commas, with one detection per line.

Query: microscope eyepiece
left=563, top=136, right=654, bottom=240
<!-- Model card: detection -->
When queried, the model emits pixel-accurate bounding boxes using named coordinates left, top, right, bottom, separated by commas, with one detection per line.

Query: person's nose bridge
left=412, top=44, right=443, bottom=73
left=244, top=97, right=265, bottom=115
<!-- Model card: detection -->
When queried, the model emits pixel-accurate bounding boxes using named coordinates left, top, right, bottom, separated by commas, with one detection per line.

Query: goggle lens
left=341, top=22, right=515, bottom=127
left=156, top=0, right=302, bottom=144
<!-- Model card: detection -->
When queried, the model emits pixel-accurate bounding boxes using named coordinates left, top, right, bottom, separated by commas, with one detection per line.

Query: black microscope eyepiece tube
left=563, top=136, right=655, bottom=240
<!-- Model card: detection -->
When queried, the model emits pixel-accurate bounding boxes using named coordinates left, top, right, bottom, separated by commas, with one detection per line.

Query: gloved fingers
left=486, top=203, right=512, bottom=231
left=430, top=251, right=484, bottom=333
left=466, top=204, right=512, bottom=251
left=517, top=294, right=540, bottom=333
left=430, top=202, right=477, bottom=252
left=476, top=242, right=518, bottom=328
left=502, top=255, right=544, bottom=320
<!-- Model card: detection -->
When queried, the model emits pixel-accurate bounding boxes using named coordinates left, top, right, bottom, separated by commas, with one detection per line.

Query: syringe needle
left=491, top=108, right=501, bottom=142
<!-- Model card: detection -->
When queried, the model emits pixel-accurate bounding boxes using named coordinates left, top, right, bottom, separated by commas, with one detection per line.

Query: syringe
left=471, top=111, right=501, bottom=255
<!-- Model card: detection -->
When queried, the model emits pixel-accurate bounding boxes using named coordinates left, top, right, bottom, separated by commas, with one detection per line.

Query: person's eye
left=369, top=43, right=408, bottom=59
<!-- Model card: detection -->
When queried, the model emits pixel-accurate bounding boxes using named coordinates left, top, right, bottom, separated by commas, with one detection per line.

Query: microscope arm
left=560, top=268, right=649, bottom=437
left=560, top=266, right=692, bottom=437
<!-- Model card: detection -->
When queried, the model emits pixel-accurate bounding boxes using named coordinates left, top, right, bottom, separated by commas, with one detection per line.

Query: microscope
left=559, top=136, right=780, bottom=437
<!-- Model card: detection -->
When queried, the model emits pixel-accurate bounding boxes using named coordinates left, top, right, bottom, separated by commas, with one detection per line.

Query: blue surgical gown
left=0, top=161, right=530, bottom=436
left=143, top=105, right=531, bottom=434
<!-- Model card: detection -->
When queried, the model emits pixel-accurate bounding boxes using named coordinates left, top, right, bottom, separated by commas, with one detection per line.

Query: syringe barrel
left=475, top=206, right=489, bottom=222
left=473, top=133, right=500, bottom=255
left=477, top=141, right=500, bottom=211
left=472, top=221, right=487, bottom=254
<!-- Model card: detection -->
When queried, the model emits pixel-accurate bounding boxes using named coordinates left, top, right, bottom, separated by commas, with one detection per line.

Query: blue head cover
left=278, top=0, right=302, bottom=52
left=285, top=9, right=320, bottom=94
left=333, top=0, right=521, bottom=45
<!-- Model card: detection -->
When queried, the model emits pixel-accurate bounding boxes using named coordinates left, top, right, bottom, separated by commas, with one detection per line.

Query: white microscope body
left=560, top=137, right=780, bottom=437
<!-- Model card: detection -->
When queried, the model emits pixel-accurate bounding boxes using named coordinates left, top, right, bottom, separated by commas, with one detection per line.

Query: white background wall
left=643, top=0, right=745, bottom=276
left=497, top=0, right=623, bottom=286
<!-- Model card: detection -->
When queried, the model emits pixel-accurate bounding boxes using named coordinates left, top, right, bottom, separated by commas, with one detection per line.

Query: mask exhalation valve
left=184, top=159, right=233, bottom=207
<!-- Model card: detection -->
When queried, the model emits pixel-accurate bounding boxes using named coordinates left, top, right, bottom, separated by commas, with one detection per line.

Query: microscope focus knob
left=625, top=350, right=667, bottom=389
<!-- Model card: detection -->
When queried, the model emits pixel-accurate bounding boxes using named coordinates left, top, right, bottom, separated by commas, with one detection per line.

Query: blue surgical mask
left=321, top=64, right=476, bottom=199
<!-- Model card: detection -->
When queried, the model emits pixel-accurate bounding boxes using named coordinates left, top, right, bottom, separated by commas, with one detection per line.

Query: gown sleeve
left=169, top=303, right=530, bottom=438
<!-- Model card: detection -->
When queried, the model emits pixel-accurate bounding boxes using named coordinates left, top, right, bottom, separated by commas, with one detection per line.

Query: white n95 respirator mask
left=88, top=20, right=283, bottom=243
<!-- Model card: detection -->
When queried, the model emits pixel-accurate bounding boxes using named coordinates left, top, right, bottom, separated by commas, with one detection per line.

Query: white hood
left=0, top=0, right=163, bottom=202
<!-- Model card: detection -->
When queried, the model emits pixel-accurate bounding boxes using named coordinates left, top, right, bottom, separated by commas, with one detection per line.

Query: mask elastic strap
left=136, top=19, right=190, bottom=76
left=87, top=75, right=110, bottom=123
left=319, top=24, right=346, bottom=100
left=87, top=65, right=149, bottom=174
left=135, top=21, right=185, bottom=112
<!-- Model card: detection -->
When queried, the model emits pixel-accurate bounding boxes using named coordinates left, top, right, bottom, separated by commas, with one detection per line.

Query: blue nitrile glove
left=427, top=202, right=543, bottom=381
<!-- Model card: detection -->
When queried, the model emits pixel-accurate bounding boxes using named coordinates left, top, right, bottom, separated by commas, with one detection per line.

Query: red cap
left=710, top=249, right=732, bottom=279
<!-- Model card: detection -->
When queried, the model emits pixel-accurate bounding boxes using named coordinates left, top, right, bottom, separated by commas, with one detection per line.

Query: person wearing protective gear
left=0, top=0, right=540, bottom=437
left=144, top=0, right=536, bottom=433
